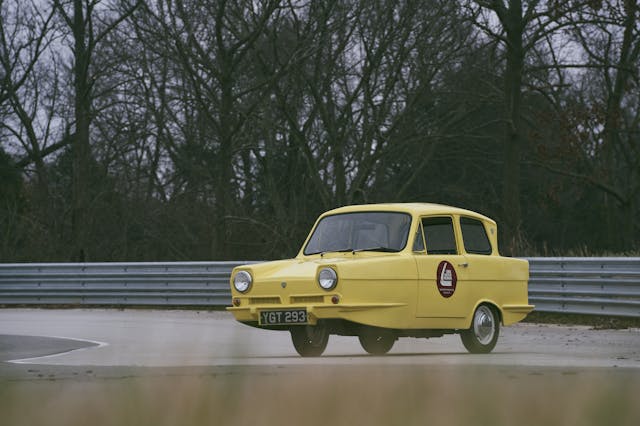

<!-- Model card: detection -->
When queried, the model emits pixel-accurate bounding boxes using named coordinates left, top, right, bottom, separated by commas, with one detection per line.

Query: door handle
left=458, top=262, right=469, bottom=268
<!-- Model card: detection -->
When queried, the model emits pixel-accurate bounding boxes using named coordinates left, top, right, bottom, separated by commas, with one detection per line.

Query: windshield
left=303, top=212, right=412, bottom=255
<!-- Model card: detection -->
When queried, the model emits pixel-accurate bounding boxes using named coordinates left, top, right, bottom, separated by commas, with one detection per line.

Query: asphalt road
left=1, top=309, right=639, bottom=369
left=1, top=309, right=639, bottom=426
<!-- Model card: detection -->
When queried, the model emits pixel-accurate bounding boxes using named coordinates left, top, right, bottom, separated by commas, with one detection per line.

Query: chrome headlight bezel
left=318, top=267, right=338, bottom=290
left=233, top=270, right=253, bottom=293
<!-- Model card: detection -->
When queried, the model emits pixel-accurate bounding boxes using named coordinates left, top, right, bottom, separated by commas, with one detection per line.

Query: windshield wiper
left=309, top=247, right=399, bottom=256
left=352, top=246, right=399, bottom=253
left=304, top=248, right=353, bottom=256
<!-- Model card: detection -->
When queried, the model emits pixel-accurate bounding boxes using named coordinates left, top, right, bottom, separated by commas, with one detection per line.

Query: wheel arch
left=465, top=299, right=503, bottom=328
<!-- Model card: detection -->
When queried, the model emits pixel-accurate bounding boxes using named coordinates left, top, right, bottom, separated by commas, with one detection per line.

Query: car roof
left=321, top=203, right=496, bottom=224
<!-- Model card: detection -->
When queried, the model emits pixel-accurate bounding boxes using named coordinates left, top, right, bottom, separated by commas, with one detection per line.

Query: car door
left=414, top=216, right=470, bottom=318
left=458, top=216, right=501, bottom=305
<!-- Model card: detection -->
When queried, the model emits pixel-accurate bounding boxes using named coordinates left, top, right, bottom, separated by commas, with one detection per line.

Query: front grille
left=291, top=295, right=324, bottom=304
left=249, top=297, right=281, bottom=305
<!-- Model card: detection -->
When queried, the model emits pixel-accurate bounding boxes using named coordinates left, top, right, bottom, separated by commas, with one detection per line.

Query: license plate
left=259, top=309, right=308, bottom=326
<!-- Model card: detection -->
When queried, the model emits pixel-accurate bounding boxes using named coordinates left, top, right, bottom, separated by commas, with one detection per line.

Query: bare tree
left=261, top=1, right=475, bottom=202
left=52, top=0, right=141, bottom=260
left=138, top=0, right=282, bottom=258
left=541, top=0, right=640, bottom=248
left=469, top=0, right=592, bottom=250
left=0, top=0, right=57, bottom=198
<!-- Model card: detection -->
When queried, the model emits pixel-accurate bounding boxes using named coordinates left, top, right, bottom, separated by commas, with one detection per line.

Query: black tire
left=358, top=327, right=396, bottom=355
left=290, top=323, right=329, bottom=357
left=460, top=304, right=500, bottom=354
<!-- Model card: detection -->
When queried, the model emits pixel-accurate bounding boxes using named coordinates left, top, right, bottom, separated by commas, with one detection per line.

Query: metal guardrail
left=0, top=262, right=247, bottom=306
left=527, top=257, right=640, bottom=318
left=0, top=258, right=639, bottom=317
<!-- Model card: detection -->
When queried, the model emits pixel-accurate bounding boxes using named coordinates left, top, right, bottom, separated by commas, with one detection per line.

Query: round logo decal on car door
left=436, top=260, right=457, bottom=298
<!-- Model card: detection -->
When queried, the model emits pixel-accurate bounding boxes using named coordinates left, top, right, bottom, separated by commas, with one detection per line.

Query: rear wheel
left=460, top=304, right=500, bottom=354
left=358, top=327, right=396, bottom=355
left=290, top=323, right=329, bottom=357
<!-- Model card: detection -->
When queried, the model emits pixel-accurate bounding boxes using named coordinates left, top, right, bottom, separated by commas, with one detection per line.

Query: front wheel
left=290, top=323, right=329, bottom=357
left=460, top=304, right=500, bottom=354
left=358, top=327, right=396, bottom=355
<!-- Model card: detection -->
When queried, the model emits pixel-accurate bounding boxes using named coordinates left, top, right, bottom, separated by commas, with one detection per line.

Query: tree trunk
left=600, top=0, right=637, bottom=249
left=71, top=0, right=92, bottom=262
left=484, top=0, right=527, bottom=254
left=213, top=53, right=234, bottom=260
left=501, top=16, right=524, bottom=252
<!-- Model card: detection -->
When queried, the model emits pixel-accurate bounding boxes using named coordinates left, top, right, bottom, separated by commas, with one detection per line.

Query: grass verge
left=524, top=311, right=640, bottom=329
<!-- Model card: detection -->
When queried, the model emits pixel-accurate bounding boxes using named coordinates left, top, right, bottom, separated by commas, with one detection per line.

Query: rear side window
left=422, top=217, right=457, bottom=255
left=460, top=217, right=492, bottom=255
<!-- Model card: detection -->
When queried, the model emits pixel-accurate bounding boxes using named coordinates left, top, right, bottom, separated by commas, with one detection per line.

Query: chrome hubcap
left=473, top=306, right=495, bottom=345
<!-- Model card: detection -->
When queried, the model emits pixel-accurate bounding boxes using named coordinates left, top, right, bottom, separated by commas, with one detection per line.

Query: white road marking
left=8, top=335, right=109, bottom=364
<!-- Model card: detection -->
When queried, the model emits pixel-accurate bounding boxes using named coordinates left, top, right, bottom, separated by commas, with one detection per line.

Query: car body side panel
left=463, top=255, right=530, bottom=325
left=415, top=254, right=470, bottom=318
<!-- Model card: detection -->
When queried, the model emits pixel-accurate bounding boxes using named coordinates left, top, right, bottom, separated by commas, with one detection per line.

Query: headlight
left=318, top=267, right=338, bottom=290
left=233, top=271, right=252, bottom=293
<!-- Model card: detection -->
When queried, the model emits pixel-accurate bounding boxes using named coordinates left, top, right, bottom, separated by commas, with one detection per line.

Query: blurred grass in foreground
left=1, top=365, right=639, bottom=426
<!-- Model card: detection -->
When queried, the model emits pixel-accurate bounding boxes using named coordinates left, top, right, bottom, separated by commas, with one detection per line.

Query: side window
left=460, top=217, right=492, bottom=255
left=412, top=223, right=425, bottom=251
left=422, top=217, right=457, bottom=255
